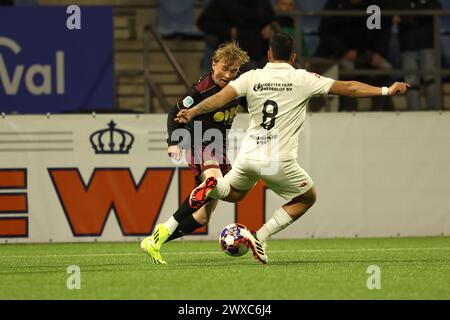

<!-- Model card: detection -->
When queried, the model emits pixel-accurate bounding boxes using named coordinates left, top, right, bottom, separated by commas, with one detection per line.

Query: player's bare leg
left=282, top=186, right=317, bottom=220
left=244, top=186, right=316, bottom=264
left=255, top=186, right=317, bottom=242
left=192, top=198, right=218, bottom=225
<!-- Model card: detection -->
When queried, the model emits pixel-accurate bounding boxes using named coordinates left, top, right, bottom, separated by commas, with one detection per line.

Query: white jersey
left=229, top=62, right=335, bottom=161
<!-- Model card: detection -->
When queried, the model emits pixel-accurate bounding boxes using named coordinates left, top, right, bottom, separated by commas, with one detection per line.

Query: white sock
left=206, top=177, right=230, bottom=200
left=256, top=207, right=294, bottom=242
left=163, top=216, right=179, bottom=234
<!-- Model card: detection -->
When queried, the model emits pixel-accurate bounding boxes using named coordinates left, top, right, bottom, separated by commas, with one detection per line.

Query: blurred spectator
left=295, top=0, right=328, bottom=58
left=197, top=0, right=275, bottom=73
left=442, top=0, right=450, bottom=70
left=156, top=0, right=202, bottom=38
left=199, top=0, right=218, bottom=74
left=273, top=0, right=296, bottom=36
left=393, top=0, right=441, bottom=111
left=315, top=0, right=393, bottom=111
left=273, top=0, right=309, bottom=57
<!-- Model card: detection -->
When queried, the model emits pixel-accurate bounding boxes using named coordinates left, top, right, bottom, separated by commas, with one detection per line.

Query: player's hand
left=388, top=82, right=411, bottom=96
left=168, top=145, right=182, bottom=161
left=175, top=109, right=194, bottom=124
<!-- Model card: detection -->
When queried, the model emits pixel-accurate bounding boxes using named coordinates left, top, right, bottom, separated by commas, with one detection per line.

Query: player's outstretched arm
left=175, top=85, right=238, bottom=124
left=329, top=80, right=411, bottom=97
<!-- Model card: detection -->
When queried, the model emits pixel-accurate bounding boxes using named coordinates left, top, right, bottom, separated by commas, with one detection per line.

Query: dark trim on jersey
left=195, top=73, right=217, bottom=94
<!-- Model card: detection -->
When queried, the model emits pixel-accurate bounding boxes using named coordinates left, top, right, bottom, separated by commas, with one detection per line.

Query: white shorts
left=225, top=157, right=314, bottom=200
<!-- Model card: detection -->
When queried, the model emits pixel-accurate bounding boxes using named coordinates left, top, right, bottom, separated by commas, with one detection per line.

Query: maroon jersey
left=167, top=72, right=246, bottom=148
left=167, top=72, right=246, bottom=182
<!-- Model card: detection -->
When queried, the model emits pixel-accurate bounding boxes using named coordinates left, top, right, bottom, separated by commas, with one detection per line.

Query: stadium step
left=117, top=96, right=144, bottom=112
left=116, top=73, right=180, bottom=85
left=115, top=39, right=205, bottom=53
left=117, top=96, right=178, bottom=113
left=117, top=83, right=185, bottom=95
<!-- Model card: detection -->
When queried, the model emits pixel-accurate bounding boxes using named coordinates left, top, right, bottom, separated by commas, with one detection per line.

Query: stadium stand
left=295, top=0, right=327, bottom=57
left=40, top=0, right=206, bottom=113
left=442, top=1, right=450, bottom=108
left=442, top=1, right=450, bottom=65
left=38, top=0, right=450, bottom=112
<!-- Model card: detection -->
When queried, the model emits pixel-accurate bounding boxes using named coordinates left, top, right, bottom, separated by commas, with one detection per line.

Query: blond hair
left=212, top=42, right=250, bottom=66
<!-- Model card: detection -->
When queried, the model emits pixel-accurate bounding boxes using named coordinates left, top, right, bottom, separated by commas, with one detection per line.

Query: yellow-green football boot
left=150, top=223, right=171, bottom=251
left=140, top=224, right=171, bottom=264
left=140, top=236, right=166, bottom=264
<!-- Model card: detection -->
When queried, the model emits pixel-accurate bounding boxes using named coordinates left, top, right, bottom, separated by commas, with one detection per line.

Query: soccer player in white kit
left=176, top=32, right=410, bottom=264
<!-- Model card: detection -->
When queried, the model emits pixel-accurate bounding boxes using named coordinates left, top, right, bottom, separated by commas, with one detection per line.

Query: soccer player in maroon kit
left=141, top=42, right=249, bottom=264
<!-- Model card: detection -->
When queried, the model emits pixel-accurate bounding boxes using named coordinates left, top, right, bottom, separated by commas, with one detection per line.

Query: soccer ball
left=219, top=223, right=250, bottom=257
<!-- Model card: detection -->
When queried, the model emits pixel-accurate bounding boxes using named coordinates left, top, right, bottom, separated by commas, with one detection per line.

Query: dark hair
left=269, top=32, right=295, bottom=61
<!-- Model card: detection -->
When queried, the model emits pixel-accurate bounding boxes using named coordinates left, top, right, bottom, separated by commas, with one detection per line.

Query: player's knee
left=308, top=187, right=317, bottom=206
left=294, top=186, right=317, bottom=208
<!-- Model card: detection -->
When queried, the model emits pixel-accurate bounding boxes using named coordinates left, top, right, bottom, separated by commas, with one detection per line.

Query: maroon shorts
left=185, top=145, right=231, bottom=184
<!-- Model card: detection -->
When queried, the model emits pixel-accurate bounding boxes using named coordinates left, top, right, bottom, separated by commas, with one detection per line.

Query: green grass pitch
left=0, top=236, right=449, bottom=300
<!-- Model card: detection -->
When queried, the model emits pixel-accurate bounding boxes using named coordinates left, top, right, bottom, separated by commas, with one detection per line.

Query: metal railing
left=143, top=24, right=190, bottom=113
left=284, top=9, right=450, bottom=109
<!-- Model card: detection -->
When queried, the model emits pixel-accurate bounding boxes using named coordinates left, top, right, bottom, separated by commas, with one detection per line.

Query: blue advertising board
left=0, top=7, right=114, bottom=114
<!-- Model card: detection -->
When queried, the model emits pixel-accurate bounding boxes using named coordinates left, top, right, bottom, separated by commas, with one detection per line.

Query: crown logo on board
left=89, top=120, right=134, bottom=154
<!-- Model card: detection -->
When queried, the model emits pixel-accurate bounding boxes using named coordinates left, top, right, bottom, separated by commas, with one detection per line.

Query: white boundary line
left=1, top=247, right=449, bottom=258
